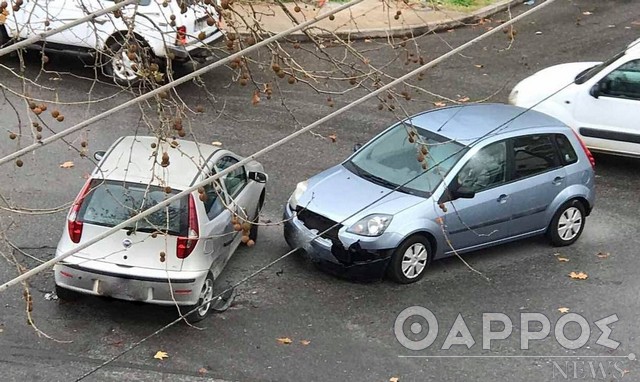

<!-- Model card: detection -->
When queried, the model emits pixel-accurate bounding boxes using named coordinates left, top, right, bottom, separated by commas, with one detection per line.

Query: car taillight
left=177, top=194, right=199, bottom=259
left=68, top=179, right=92, bottom=243
left=176, top=26, right=187, bottom=45
left=572, top=130, right=595, bottom=169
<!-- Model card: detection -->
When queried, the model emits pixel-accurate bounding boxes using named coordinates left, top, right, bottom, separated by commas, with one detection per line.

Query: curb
left=237, top=0, right=525, bottom=41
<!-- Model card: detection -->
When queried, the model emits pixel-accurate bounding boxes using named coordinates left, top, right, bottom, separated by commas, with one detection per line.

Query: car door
left=442, top=140, right=517, bottom=252
left=507, top=134, right=567, bottom=236
left=214, top=155, right=253, bottom=250
left=198, top=175, right=235, bottom=280
left=573, top=58, right=640, bottom=154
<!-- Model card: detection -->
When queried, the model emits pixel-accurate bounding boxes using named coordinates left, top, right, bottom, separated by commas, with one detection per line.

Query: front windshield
left=575, top=51, right=626, bottom=84
left=345, top=123, right=466, bottom=196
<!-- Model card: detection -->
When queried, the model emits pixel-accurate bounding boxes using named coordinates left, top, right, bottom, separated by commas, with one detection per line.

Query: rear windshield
left=78, top=180, right=187, bottom=236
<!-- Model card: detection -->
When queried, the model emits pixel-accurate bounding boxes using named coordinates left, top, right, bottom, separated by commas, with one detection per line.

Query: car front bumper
left=283, top=204, right=392, bottom=281
left=54, top=258, right=208, bottom=306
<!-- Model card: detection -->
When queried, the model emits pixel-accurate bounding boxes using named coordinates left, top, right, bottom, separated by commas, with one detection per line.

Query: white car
left=509, top=38, right=640, bottom=157
left=54, top=136, right=267, bottom=322
left=0, top=0, right=224, bottom=84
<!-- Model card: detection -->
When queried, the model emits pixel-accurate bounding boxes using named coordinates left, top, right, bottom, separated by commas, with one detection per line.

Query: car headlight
left=288, top=180, right=308, bottom=210
left=508, top=89, right=519, bottom=105
left=347, top=214, right=393, bottom=237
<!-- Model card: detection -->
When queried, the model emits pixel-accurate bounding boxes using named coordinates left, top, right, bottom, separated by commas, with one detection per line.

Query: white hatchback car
left=509, top=38, right=640, bottom=157
left=0, top=0, right=224, bottom=84
left=54, top=136, right=267, bottom=321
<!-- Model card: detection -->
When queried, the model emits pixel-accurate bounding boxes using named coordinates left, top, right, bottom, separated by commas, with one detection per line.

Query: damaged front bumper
left=283, top=205, right=393, bottom=281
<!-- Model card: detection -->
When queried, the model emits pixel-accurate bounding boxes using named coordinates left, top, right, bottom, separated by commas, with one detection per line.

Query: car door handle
left=497, top=194, right=509, bottom=203
left=552, top=176, right=565, bottom=185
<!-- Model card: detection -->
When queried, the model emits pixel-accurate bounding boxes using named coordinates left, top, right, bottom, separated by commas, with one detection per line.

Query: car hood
left=298, top=165, right=427, bottom=224
left=511, top=62, right=600, bottom=106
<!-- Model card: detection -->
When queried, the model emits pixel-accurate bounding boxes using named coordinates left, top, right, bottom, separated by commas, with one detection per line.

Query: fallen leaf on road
left=364, top=38, right=372, bottom=43
left=197, top=367, right=207, bottom=375
left=558, top=307, right=570, bottom=314
left=474, top=64, right=484, bottom=68
left=0, top=328, right=4, bottom=333
left=251, top=90, right=261, bottom=106
left=300, top=340, right=311, bottom=346
left=153, top=350, right=169, bottom=360
left=390, top=378, right=400, bottom=382
left=277, top=337, right=293, bottom=345
left=555, top=255, right=570, bottom=262
left=60, top=161, right=74, bottom=168
left=457, top=96, right=470, bottom=103
left=433, top=101, right=446, bottom=107
left=596, top=252, right=610, bottom=259
left=327, top=133, right=337, bottom=143
left=211, top=141, right=222, bottom=146
left=582, top=11, right=593, bottom=15
left=569, top=271, right=588, bottom=280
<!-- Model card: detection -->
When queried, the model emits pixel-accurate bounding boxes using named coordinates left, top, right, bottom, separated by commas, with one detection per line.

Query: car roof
left=627, top=37, right=640, bottom=54
left=93, top=136, right=220, bottom=189
left=407, top=103, right=566, bottom=145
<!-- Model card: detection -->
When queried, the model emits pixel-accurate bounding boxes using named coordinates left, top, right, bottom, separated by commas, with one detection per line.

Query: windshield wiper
left=358, top=171, right=398, bottom=189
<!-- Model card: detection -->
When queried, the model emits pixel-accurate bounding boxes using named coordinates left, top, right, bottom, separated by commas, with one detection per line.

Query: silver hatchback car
left=284, top=104, right=595, bottom=283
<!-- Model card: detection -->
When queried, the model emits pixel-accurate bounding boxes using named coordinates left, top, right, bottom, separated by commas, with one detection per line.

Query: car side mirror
left=589, top=83, right=601, bottom=99
left=94, top=150, right=106, bottom=162
left=248, top=171, right=268, bottom=183
left=353, top=143, right=362, bottom=152
left=439, top=182, right=475, bottom=204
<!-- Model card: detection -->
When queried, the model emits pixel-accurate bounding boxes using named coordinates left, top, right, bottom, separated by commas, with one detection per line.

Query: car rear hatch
left=69, top=179, right=192, bottom=272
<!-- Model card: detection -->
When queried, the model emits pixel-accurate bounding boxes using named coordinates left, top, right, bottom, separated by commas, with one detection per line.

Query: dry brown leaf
left=197, top=367, right=207, bottom=375
left=153, top=350, right=169, bottom=360
left=327, top=133, right=337, bottom=143
left=474, top=64, right=484, bottom=68
left=60, top=161, right=74, bottom=169
left=558, top=307, right=570, bottom=314
left=251, top=90, right=260, bottom=106
left=211, top=141, right=223, bottom=146
left=277, top=337, right=293, bottom=345
left=568, top=271, right=588, bottom=280
left=300, top=340, right=311, bottom=346
left=582, top=11, right=593, bottom=15
left=556, top=256, right=570, bottom=262
left=390, top=378, right=400, bottom=382
left=433, top=101, right=446, bottom=107
left=457, top=96, right=470, bottom=103
left=596, top=252, right=610, bottom=259
left=0, top=328, right=4, bottom=333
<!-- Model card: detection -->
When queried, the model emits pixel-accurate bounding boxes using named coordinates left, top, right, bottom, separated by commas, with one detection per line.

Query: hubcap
left=197, top=278, right=214, bottom=316
left=401, top=243, right=428, bottom=279
left=112, top=50, right=140, bottom=81
left=557, top=206, right=582, bottom=241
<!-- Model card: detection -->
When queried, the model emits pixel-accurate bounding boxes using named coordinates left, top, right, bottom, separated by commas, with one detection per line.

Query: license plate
left=98, top=279, right=145, bottom=300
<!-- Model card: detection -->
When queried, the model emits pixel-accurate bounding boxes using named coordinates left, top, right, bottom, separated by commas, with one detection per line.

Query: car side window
left=456, top=141, right=507, bottom=193
left=512, top=135, right=560, bottom=179
left=555, top=134, right=578, bottom=165
left=600, top=59, right=640, bottom=99
left=202, top=181, right=226, bottom=220
left=215, top=156, right=247, bottom=198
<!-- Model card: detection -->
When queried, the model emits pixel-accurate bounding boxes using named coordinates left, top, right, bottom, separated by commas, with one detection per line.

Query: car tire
left=102, top=35, right=152, bottom=86
left=184, top=273, right=214, bottom=324
left=547, top=199, right=586, bottom=247
left=55, top=284, right=79, bottom=301
left=387, top=235, right=432, bottom=284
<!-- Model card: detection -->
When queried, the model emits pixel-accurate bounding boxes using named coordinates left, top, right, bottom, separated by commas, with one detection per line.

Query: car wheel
left=102, top=37, right=150, bottom=86
left=387, top=235, right=432, bottom=284
left=547, top=199, right=586, bottom=247
left=248, top=190, right=265, bottom=243
left=55, top=284, right=79, bottom=301
left=184, top=273, right=214, bottom=323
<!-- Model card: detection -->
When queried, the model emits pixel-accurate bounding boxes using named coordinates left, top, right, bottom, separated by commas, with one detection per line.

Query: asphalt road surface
left=1, top=1, right=639, bottom=381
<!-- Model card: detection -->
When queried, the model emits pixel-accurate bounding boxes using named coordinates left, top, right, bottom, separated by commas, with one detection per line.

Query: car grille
left=295, top=207, right=342, bottom=244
